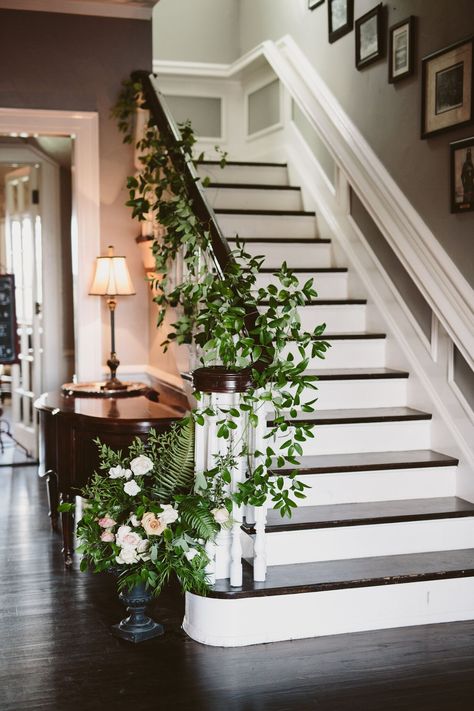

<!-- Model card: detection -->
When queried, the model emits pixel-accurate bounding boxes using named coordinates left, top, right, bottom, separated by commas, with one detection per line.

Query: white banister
left=252, top=397, right=268, bottom=582
left=229, top=393, right=244, bottom=587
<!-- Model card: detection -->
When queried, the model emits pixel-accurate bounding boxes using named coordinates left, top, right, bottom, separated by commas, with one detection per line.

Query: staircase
left=183, top=159, right=474, bottom=647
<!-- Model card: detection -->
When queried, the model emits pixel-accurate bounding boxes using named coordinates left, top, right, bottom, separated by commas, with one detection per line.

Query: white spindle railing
left=194, top=388, right=269, bottom=586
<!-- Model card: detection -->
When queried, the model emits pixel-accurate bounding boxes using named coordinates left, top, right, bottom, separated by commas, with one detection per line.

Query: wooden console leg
left=45, top=470, right=59, bottom=531
left=60, top=492, right=74, bottom=568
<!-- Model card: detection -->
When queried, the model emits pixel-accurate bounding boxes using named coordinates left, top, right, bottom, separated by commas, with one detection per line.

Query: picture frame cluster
left=308, top=1, right=474, bottom=214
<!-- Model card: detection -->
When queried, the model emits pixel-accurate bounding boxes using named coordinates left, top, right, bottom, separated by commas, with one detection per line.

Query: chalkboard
left=0, top=274, right=19, bottom=364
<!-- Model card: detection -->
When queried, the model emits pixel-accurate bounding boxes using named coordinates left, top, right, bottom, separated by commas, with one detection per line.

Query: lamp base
left=102, top=378, right=128, bottom=391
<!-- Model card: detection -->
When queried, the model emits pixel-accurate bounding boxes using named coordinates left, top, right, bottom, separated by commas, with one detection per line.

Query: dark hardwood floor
left=1, top=462, right=474, bottom=711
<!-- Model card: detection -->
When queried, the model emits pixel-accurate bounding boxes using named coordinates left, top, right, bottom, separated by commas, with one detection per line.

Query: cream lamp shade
left=89, top=245, right=135, bottom=296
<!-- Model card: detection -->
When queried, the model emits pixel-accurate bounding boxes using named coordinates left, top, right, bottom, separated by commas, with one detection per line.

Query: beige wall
left=153, top=0, right=240, bottom=63
left=238, top=0, right=474, bottom=287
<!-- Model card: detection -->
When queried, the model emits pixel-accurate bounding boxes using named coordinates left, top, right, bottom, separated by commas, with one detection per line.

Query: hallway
left=1, top=465, right=474, bottom=711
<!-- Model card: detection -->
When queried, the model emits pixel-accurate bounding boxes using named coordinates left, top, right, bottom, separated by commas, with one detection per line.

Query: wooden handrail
left=131, top=70, right=233, bottom=278
left=131, top=70, right=261, bottom=357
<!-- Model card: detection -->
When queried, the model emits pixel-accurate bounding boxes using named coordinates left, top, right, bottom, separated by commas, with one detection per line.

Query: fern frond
left=151, top=418, right=195, bottom=500
left=178, top=496, right=218, bottom=540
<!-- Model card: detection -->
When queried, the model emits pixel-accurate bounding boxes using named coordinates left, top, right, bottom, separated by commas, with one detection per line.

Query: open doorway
left=0, top=107, right=101, bottom=458
left=0, top=136, right=74, bottom=456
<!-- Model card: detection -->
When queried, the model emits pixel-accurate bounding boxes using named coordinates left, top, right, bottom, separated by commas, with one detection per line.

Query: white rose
left=130, top=455, right=154, bottom=476
left=119, top=531, right=142, bottom=549
left=212, top=507, right=230, bottom=525
left=109, top=465, right=132, bottom=480
left=123, top=479, right=141, bottom=497
left=129, top=513, right=141, bottom=527
left=115, top=525, right=131, bottom=545
left=116, top=547, right=139, bottom=565
left=185, top=548, right=199, bottom=562
left=159, top=504, right=179, bottom=525
left=137, top=539, right=151, bottom=561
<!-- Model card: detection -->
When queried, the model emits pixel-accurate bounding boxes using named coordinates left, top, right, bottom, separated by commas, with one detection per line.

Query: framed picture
left=309, top=0, right=325, bottom=9
left=421, top=36, right=474, bottom=139
left=328, top=0, right=353, bottom=44
left=450, top=136, right=474, bottom=213
left=389, top=16, right=416, bottom=83
left=355, top=4, right=384, bottom=70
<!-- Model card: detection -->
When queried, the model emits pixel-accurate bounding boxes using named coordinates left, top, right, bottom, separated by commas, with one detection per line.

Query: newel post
left=193, top=366, right=255, bottom=588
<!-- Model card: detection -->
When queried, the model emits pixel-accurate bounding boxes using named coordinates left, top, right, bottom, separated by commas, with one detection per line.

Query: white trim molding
left=153, top=36, right=474, bottom=371
left=0, top=108, right=101, bottom=382
left=267, top=36, right=474, bottom=371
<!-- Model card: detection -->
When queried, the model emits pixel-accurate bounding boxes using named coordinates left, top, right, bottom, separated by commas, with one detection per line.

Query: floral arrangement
left=73, top=420, right=230, bottom=595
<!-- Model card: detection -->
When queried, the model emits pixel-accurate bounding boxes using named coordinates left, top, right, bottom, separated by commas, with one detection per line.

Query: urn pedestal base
left=112, top=582, right=164, bottom=643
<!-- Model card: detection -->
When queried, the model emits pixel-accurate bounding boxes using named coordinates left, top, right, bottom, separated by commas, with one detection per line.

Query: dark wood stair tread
left=270, top=449, right=459, bottom=475
left=306, top=367, right=409, bottom=380
left=243, top=497, right=474, bottom=534
left=228, top=237, right=331, bottom=243
left=268, top=406, right=432, bottom=426
left=198, top=160, right=287, bottom=167
left=208, top=548, right=474, bottom=598
left=259, top=267, right=348, bottom=273
left=206, top=182, right=300, bottom=191
left=318, top=332, right=386, bottom=339
left=260, top=299, right=367, bottom=306
left=215, top=209, right=315, bottom=216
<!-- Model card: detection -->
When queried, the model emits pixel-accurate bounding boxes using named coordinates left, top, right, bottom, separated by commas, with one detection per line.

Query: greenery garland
left=112, top=77, right=330, bottom=518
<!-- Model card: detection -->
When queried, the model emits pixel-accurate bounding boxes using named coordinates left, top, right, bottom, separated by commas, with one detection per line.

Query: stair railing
left=131, top=71, right=269, bottom=587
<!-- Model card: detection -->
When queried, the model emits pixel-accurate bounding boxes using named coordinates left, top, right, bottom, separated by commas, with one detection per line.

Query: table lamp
left=89, top=245, right=135, bottom=391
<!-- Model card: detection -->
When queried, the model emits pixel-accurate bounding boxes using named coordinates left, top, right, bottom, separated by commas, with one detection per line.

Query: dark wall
left=0, top=8, right=153, bottom=366
left=0, top=9, right=151, bottom=111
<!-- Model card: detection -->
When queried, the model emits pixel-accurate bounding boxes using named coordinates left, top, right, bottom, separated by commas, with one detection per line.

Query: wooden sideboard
left=35, top=385, right=189, bottom=565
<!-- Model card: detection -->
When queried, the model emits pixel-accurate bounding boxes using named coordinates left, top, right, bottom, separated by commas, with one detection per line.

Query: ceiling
left=0, top=0, right=158, bottom=19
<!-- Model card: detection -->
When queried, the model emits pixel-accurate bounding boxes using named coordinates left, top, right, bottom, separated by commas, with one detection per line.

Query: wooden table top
left=34, top=385, right=189, bottom=425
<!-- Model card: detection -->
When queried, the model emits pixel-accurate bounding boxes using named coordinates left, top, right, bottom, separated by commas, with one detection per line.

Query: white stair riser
left=197, top=164, right=289, bottom=186
left=258, top=517, right=474, bottom=565
left=184, top=577, right=474, bottom=647
left=310, top=378, right=408, bottom=409
left=233, top=240, right=332, bottom=269
left=206, top=187, right=302, bottom=211
left=294, top=304, right=366, bottom=333
left=273, top=419, right=431, bottom=455
left=255, top=271, right=348, bottom=299
left=278, top=465, right=457, bottom=506
left=218, top=213, right=317, bottom=240
left=284, top=338, right=387, bottom=369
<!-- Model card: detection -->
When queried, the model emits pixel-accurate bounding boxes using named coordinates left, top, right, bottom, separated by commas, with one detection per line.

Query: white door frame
left=0, top=107, right=102, bottom=383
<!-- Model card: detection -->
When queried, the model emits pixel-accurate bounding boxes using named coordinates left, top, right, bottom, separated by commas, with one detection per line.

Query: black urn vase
left=112, top=581, right=164, bottom=643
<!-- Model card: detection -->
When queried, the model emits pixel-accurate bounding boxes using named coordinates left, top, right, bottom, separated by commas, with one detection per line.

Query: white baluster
left=253, top=396, right=268, bottom=582
left=213, top=392, right=233, bottom=580
left=230, top=393, right=244, bottom=587
left=253, top=505, right=268, bottom=582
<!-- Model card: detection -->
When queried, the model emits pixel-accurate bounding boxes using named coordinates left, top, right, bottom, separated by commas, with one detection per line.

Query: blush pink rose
left=98, top=517, right=116, bottom=528
left=141, top=512, right=166, bottom=536
left=100, top=530, right=115, bottom=543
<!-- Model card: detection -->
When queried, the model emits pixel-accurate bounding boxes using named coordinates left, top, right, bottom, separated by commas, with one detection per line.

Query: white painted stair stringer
left=274, top=418, right=431, bottom=456
left=256, top=270, right=348, bottom=298
left=284, top=338, right=387, bottom=369
left=218, top=212, right=317, bottom=240
left=232, top=239, right=332, bottom=268
left=246, top=517, right=474, bottom=565
left=297, top=377, right=408, bottom=409
left=283, top=125, right=474, bottom=499
left=274, top=465, right=457, bottom=506
left=206, top=186, right=302, bottom=211
left=184, top=576, right=474, bottom=647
